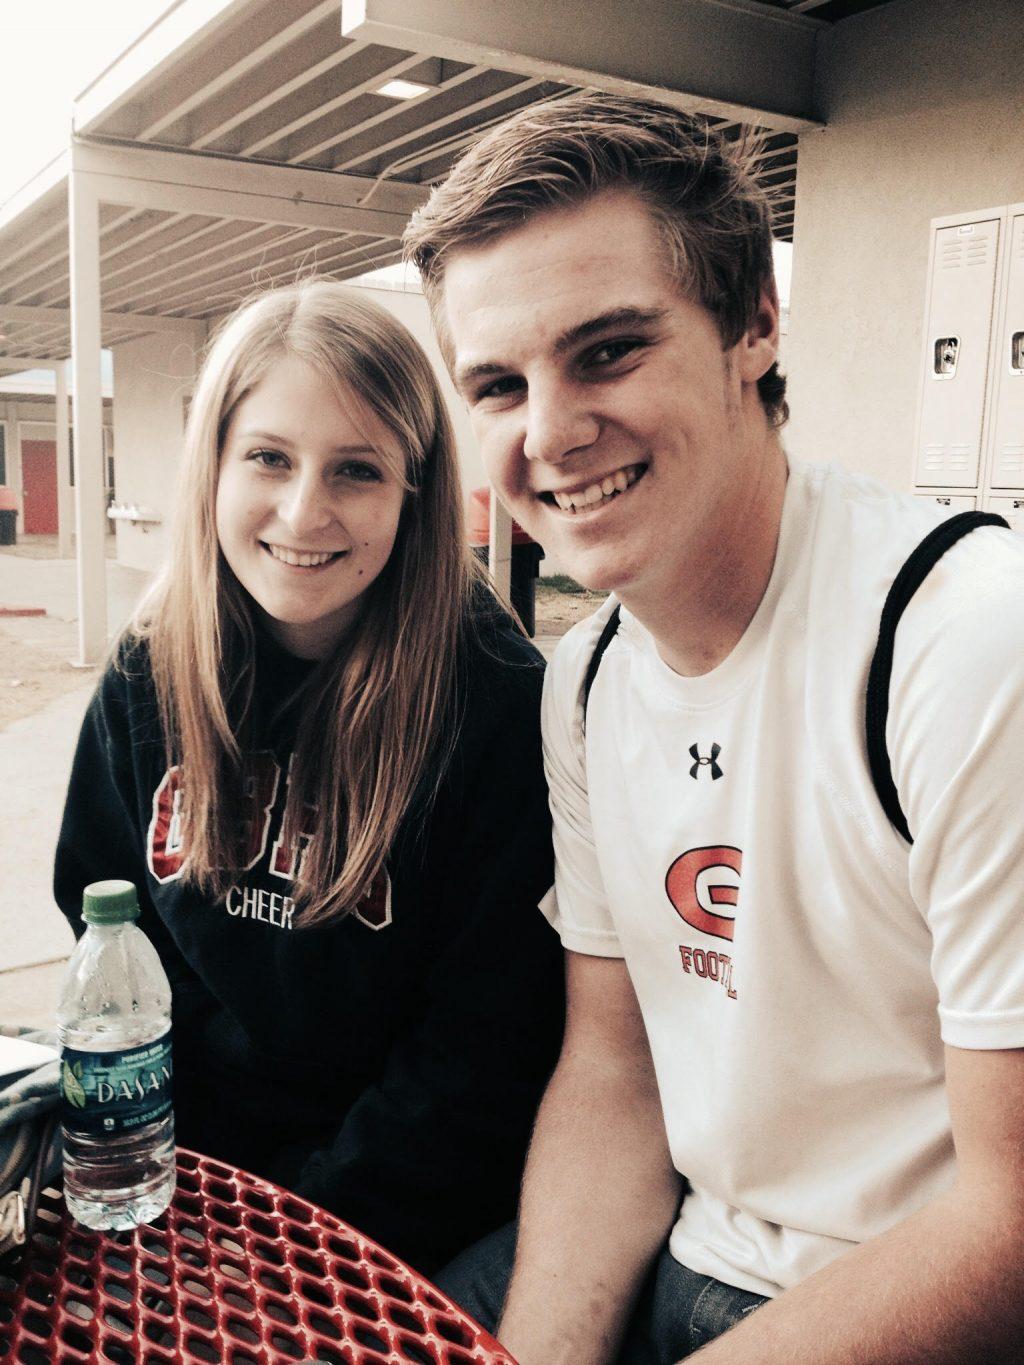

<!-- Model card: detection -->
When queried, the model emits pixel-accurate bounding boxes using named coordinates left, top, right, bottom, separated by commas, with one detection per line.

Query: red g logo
left=665, top=846, right=742, bottom=941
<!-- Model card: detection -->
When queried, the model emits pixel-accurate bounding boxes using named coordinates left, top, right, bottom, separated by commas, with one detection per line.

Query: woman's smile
left=260, top=541, right=348, bottom=569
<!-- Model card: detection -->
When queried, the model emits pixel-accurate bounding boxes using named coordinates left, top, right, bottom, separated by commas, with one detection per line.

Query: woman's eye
left=339, top=461, right=382, bottom=483
left=250, top=448, right=288, bottom=469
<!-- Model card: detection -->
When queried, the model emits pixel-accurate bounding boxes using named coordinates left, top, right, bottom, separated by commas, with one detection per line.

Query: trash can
left=0, top=488, right=18, bottom=547
left=467, top=487, right=543, bottom=637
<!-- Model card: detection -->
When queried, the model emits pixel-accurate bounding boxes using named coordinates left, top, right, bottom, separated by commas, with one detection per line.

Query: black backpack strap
left=865, top=510, right=1009, bottom=843
left=582, top=604, right=622, bottom=728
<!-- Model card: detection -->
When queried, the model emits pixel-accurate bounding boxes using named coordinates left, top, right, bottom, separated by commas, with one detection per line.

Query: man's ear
left=735, top=287, right=780, bottom=385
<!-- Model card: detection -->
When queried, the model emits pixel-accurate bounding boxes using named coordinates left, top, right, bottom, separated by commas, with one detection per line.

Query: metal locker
left=915, top=218, right=1001, bottom=489
left=914, top=492, right=977, bottom=514
left=987, top=212, right=1024, bottom=488
left=985, top=495, right=1024, bottom=534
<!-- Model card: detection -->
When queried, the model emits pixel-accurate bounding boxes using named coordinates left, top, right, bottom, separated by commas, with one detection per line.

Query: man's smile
left=539, top=463, right=647, bottom=514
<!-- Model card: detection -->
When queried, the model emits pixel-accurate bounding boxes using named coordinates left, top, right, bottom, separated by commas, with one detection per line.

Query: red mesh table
left=0, top=1148, right=516, bottom=1364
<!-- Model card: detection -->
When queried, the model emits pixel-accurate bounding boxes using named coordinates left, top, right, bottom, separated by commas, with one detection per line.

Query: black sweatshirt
left=54, top=619, right=564, bottom=1272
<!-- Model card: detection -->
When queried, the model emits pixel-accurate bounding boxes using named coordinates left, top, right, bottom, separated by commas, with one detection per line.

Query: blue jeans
left=437, top=1221, right=768, bottom=1363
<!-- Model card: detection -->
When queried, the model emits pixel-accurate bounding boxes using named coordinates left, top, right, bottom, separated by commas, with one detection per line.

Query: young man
left=403, top=94, right=1024, bottom=1363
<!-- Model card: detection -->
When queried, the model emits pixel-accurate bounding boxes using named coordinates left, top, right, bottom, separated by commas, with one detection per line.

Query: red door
left=20, top=439, right=58, bottom=534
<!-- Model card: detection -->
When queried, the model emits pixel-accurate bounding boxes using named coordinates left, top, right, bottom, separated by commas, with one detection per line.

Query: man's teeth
left=551, top=466, right=640, bottom=512
left=265, top=544, right=339, bottom=567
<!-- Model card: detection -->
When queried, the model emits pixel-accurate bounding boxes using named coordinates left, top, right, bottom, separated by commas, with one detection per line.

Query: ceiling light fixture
left=376, top=79, right=433, bottom=100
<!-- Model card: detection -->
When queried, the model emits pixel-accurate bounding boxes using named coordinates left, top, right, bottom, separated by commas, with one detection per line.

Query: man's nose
left=522, top=381, right=600, bottom=464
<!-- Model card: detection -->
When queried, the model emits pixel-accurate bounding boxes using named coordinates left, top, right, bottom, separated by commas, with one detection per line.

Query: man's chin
left=555, top=551, right=631, bottom=598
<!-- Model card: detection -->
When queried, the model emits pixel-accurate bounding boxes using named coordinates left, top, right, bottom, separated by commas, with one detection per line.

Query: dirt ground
left=0, top=578, right=604, bottom=732
left=533, top=578, right=608, bottom=632
left=0, top=621, right=98, bottom=731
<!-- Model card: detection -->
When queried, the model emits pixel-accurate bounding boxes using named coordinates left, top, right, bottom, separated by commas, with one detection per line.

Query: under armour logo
left=689, top=743, right=723, bottom=781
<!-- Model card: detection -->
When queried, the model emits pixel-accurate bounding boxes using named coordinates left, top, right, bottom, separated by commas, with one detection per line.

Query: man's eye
left=476, top=375, right=525, bottom=403
left=585, top=338, right=645, bottom=367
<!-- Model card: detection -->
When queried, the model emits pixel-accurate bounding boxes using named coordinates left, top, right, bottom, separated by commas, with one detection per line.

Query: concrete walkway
left=0, top=544, right=151, bottom=1027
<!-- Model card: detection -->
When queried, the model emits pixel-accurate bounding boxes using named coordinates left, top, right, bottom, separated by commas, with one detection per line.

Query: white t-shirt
left=542, top=460, right=1024, bottom=1298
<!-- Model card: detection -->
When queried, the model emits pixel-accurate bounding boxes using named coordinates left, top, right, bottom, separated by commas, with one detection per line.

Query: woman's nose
left=280, top=476, right=331, bottom=536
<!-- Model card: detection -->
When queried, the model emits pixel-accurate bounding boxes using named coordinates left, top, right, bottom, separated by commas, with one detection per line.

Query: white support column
left=68, top=163, right=107, bottom=666
left=487, top=487, right=513, bottom=605
left=55, top=361, right=73, bottom=558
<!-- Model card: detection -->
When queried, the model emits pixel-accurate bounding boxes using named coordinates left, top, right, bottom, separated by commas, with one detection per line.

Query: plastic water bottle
left=57, top=880, right=176, bottom=1230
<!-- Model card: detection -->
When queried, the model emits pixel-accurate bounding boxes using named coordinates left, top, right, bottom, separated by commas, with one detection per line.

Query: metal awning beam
left=73, top=0, right=250, bottom=136
left=134, top=0, right=339, bottom=142
left=341, top=0, right=825, bottom=133
left=0, top=303, right=202, bottom=339
left=0, top=358, right=59, bottom=372
left=71, top=139, right=427, bottom=237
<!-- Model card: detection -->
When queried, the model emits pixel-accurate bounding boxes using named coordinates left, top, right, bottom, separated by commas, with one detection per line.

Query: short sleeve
left=541, top=609, right=623, bottom=958
left=890, top=528, right=1024, bottom=1049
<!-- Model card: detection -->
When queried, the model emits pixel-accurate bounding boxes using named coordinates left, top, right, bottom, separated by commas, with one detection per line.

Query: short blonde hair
left=405, top=92, right=787, bottom=427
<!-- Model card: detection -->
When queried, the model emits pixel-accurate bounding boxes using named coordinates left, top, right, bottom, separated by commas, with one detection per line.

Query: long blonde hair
left=136, top=281, right=477, bottom=926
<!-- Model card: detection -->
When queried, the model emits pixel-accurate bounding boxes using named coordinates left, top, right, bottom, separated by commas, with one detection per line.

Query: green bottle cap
left=82, top=880, right=141, bottom=925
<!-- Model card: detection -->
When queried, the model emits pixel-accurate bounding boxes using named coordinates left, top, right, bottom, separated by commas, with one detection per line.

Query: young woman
left=54, top=281, right=564, bottom=1273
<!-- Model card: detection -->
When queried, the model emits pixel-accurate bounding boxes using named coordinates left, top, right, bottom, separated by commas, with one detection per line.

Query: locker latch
left=933, top=336, right=960, bottom=377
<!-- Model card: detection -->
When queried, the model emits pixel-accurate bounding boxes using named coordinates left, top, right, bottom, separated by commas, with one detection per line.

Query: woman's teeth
left=264, top=544, right=341, bottom=567
left=551, top=465, right=642, bottom=513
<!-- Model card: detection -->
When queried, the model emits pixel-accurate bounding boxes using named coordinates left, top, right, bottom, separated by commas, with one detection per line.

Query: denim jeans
left=437, top=1221, right=768, bottom=1363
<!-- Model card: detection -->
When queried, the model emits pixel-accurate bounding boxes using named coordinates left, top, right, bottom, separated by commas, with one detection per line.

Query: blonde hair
left=135, top=281, right=477, bottom=926
left=404, top=92, right=787, bottom=427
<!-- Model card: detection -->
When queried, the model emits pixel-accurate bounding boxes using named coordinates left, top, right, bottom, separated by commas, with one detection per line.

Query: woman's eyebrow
left=235, top=428, right=293, bottom=446
left=235, top=430, right=377, bottom=457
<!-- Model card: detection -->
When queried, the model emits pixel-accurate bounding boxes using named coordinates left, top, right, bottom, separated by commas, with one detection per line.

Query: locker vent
left=922, top=443, right=971, bottom=471
left=999, top=445, right=1024, bottom=475
left=939, top=237, right=991, bottom=270
left=946, top=445, right=970, bottom=470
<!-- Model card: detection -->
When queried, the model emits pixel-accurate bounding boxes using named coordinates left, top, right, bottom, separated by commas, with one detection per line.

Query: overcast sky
left=0, top=0, right=172, bottom=207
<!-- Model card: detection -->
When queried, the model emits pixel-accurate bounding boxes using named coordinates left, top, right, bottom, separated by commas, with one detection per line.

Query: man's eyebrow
left=454, top=306, right=669, bottom=392
left=553, top=306, right=669, bottom=354
left=453, top=361, right=507, bottom=393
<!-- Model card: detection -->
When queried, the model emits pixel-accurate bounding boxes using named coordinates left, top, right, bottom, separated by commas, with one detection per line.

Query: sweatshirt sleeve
left=277, top=639, right=566, bottom=1272
left=53, top=647, right=203, bottom=997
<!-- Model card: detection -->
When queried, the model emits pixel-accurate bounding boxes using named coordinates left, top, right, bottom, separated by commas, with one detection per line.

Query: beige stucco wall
left=785, top=0, right=1024, bottom=492
left=110, top=332, right=202, bottom=571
